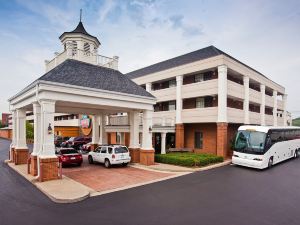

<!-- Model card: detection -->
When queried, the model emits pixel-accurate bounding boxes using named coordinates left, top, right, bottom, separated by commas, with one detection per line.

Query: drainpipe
left=35, top=83, right=43, bottom=178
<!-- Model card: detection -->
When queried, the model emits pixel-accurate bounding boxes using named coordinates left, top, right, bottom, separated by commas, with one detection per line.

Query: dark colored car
left=63, top=136, right=92, bottom=149
left=54, top=136, right=70, bottom=147
left=56, top=148, right=83, bottom=167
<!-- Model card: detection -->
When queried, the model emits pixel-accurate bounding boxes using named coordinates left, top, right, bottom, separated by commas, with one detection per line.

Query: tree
left=0, top=120, right=4, bottom=128
left=26, top=121, right=34, bottom=139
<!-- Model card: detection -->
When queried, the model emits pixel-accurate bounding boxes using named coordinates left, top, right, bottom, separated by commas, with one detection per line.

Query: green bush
left=155, top=152, right=223, bottom=167
left=26, top=121, right=34, bottom=139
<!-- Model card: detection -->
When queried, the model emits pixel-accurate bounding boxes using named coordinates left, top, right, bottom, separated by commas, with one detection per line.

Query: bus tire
left=268, top=157, right=273, bottom=168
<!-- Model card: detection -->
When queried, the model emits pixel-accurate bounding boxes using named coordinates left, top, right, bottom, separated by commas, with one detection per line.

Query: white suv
left=88, top=145, right=131, bottom=168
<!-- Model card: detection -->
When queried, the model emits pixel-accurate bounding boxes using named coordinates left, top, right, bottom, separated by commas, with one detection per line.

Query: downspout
left=35, top=83, right=43, bottom=178
left=8, top=103, right=13, bottom=160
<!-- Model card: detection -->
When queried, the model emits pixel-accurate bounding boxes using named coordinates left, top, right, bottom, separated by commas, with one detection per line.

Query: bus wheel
left=268, top=157, right=273, bottom=168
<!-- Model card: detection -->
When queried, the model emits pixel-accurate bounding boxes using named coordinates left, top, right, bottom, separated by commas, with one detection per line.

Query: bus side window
left=265, top=135, right=272, bottom=150
left=270, top=131, right=282, bottom=143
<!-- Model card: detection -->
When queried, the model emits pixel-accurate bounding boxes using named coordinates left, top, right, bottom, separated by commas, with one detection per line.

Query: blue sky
left=0, top=0, right=300, bottom=117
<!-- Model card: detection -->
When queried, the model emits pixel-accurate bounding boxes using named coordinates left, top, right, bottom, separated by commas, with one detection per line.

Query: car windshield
left=68, top=137, right=75, bottom=141
left=60, top=149, right=78, bottom=154
left=114, top=147, right=128, bottom=154
left=234, top=130, right=266, bottom=155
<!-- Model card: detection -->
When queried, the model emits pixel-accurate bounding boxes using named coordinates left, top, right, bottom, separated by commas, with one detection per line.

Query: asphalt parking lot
left=1, top=138, right=300, bottom=225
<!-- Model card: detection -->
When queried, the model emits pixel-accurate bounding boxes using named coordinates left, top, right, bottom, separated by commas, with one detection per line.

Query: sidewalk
left=130, top=159, right=232, bottom=173
left=6, top=162, right=92, bottom=203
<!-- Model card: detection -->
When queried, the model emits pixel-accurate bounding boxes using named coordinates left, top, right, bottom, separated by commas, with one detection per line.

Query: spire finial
left=80, top=9, right=82, bottom=22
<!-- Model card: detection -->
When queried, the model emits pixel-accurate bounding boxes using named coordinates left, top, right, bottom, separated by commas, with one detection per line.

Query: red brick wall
left=184, top=123, right=217, bottom=154
left=175, top=124, right=185, bottom=148
left=0, top=129, right=12, bottom=139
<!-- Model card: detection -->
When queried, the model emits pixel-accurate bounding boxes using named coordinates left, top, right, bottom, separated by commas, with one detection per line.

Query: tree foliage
left=26, top=121, right=34, bottom=139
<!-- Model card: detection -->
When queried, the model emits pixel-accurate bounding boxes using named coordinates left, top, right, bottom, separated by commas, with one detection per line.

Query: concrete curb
left=5, top=161, right=91, bottom=204
left=131, top=160, right=232, bottom=173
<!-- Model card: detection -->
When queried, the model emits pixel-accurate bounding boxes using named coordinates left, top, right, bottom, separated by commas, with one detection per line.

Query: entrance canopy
left=9, top=59, right=155, bottom=113
left=8, top=59, right=156, bottom=176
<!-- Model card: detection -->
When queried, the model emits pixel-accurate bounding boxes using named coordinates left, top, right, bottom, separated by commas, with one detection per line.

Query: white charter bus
left=232, top=126, right=300, bottom=169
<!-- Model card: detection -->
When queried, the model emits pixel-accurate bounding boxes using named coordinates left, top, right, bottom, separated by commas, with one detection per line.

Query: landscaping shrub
left=155, top=152, right=223, bottom=167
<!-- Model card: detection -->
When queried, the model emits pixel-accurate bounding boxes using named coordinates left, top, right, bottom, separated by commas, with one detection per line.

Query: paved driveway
left=1, top=138, right=300, bottom=225
left=63, top=155, right=172, bottom=192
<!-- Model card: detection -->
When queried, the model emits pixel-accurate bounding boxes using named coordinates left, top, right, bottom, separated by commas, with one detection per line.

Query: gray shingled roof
left=37, top=59, right=154, bottom=98
left=126, top=45, right=271, bottom=81
left=59, top=22, right=100, bottom=45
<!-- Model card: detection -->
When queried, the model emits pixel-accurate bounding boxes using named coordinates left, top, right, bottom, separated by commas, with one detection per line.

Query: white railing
left=109, top=115, right=128, bottom=126
left=108, top=114, right=175, bottom=127
left=45, top=49, right=118, bottom=72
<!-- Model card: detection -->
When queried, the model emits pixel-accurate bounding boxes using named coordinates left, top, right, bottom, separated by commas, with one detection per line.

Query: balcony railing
left=108, top=114, right=175, bottom=127
left=45, top=49, right=118, bottom=72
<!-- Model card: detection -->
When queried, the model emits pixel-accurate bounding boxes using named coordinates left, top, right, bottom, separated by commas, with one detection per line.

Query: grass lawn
left=155, top=152, right=224, bottom=167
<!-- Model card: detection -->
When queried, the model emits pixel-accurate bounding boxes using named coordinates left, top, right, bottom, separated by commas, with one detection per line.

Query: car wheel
left=268, top=157, right=273, bottom=168
left=88, top=156, right=94, bottom=164
left=104, top=159, right=111, bottom=168
left=122, top=163, right=128, bottom=167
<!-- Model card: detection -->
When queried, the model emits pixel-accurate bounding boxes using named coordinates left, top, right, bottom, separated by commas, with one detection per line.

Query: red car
left=56, top=148, right=83, bottom=167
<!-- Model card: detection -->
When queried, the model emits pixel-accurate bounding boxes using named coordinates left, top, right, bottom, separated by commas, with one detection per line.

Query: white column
left=161, top=132, right=166, bottom=154
left=260, top=84, right=266, bottom=126
left=273, top=90, right=278, bottom=126
left=40, top=100, right=56, bottom=156
left=283, top=94, right=287, bottom=126
left=129, top=111, right=140, bottom=148
left=142, top=109, right=153, bottom=150
left=66, top=41, right=73, bottom=58
left=146, top=82, right=152, bottom=92
left=217, top=65, right=228, bottom=122
left=11, top=110, right=17, bottom=147
left=91, top=115, right=100, bottom=144
left=99, top=114, right=107, bottom=145
left=32, top=103, right=41, bottom=156
left=243, top=76, right=250, bottom=124
left=176, top=75, right=183, bottom=124
left=77, top=40, right=84, bottom=60
left=15, top=108, right=27, bottom=149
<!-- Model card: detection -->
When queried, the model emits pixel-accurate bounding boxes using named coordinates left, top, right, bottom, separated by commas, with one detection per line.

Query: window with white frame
left=169, top=101, right=176, bottom=111
left=195, top=73, right=204, bottom=82
left=196, top=97, right=205, bottom=108
left=169, top=79, right=176, bottom=88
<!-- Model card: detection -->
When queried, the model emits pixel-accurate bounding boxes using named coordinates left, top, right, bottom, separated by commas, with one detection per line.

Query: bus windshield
left=234, top=130, right=267, bottom=155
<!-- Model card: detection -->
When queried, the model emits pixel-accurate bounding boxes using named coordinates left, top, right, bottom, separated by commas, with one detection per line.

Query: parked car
left=62, top=136, right=92, bottom=149
left=54, top=136, right=70, bottom=147
left=60, top=137, right=74, bottom=148
left=88, top=145, right=131, bottom=168
left=82, top=142, right=93, bottom=152
left=56, top=148, right=83, bottom=167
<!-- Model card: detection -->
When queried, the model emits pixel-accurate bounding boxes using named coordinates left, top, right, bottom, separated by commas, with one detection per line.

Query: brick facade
left=184, top=123, right=217, bottom=154
left=175, top=124, right=184, bottom=148
left=14, top=148, right=29, bottom=165
left=129, top=148, right=140, bottom=163
left=0, top=129, right=12, bottom=139
left=140, top=149, right=155, bottom=166
left=216, top=123, right=228, bottom=158
left=184, top=122, right=239, bottom=158
left=30, top=155, right=38, bottom=176
left=39, top=157, right=59, bottom=182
